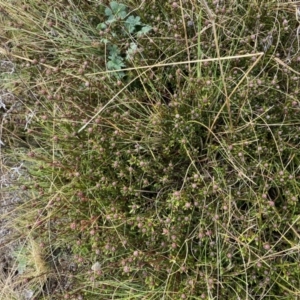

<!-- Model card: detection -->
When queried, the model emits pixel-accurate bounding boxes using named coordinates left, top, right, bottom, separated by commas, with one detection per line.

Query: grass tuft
left=1, top=0, right=300, bottom=299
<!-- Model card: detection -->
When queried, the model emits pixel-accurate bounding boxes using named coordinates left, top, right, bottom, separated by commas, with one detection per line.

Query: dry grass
left=1, top=0, right=300, bottom=299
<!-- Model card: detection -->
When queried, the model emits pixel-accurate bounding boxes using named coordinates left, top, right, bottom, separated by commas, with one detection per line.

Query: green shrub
left=1, top=0, right=300, bottom=299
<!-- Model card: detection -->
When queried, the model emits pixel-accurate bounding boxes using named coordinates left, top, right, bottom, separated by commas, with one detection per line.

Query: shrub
left=1, top=0, right=300, bottom=299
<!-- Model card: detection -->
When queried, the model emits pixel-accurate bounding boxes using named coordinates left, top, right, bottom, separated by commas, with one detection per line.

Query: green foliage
left=136, top=24, right=152, bottom=37
left=107, top=44, right=126, bottom=77
left=13, top=248, right=28, bottom=275
left=97, top=1, right=152, bottom=78
left=105, top=1, right=127, bottom=21
left=1, top=0, right=300, bottom=299
left=126, top=42, right=138, bottom=60
left=125, top=15, right=141, bottom=33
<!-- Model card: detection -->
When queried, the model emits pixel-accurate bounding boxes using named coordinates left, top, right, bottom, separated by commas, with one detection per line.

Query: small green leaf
left=107, top=53, right=125, bottom=79
left=16, top=255, right=27, bottom=274
left=109, top=1, right=126, bottom=14
left=108, top=44, right=121, bottom=56
left=105, top=1, right=127, bottom=20
left=125, top=16, right=141, bottom=33
left=13, top=249, right=28, bottom=274
left=126, top=42, right=138, bottom=60
left=136, top=25, right=152, bottom=37
left=96, top=22, right=107, bottom=30
left=107, top=56, right=125, bottom=70
left=100, top=38, right=109, bottom=44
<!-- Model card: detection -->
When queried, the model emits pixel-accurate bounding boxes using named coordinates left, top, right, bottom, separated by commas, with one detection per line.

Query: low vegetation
left=1, top=0, right=300, bottom=299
